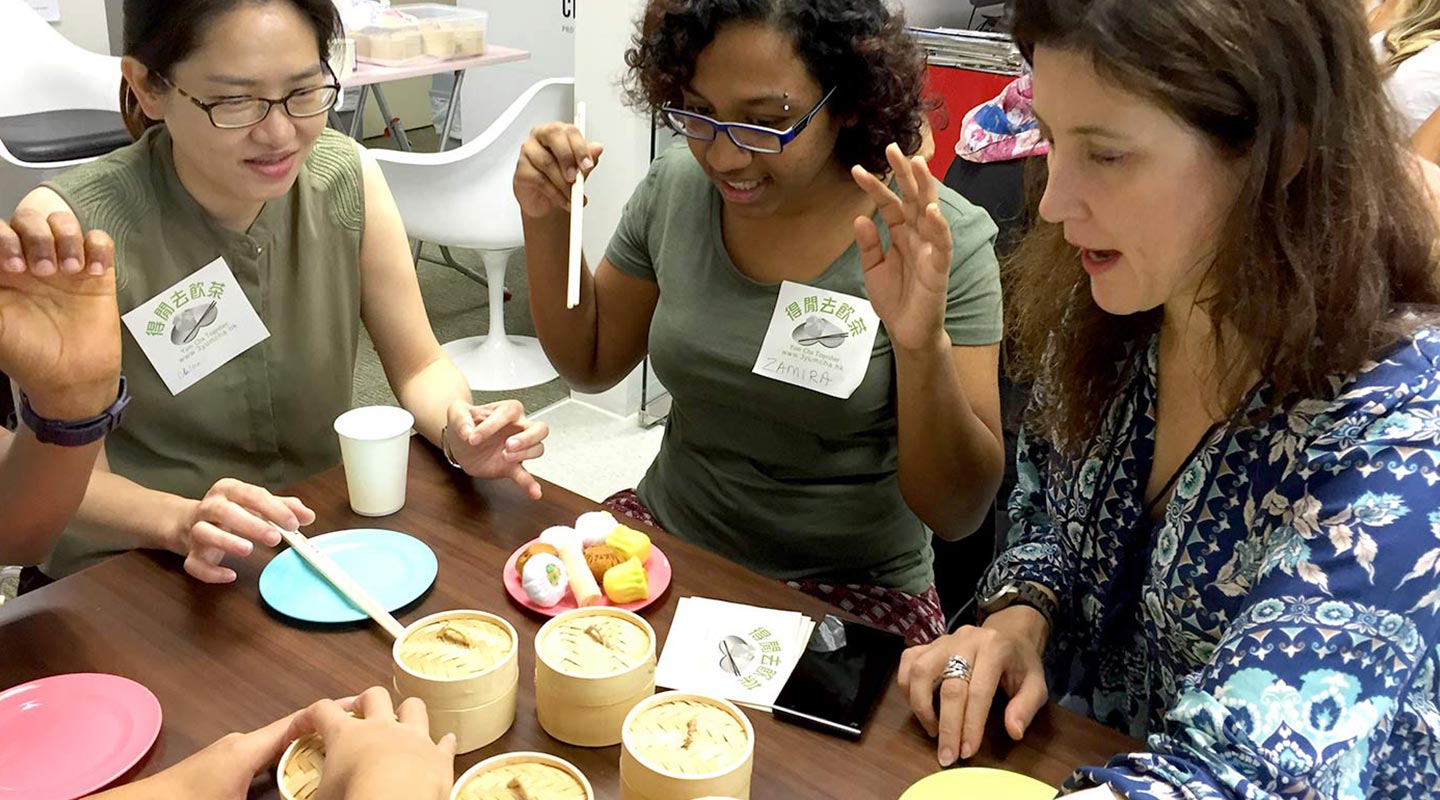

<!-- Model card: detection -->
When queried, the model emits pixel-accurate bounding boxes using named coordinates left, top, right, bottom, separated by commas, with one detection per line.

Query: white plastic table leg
left=440, top=248, right=558, bottom=392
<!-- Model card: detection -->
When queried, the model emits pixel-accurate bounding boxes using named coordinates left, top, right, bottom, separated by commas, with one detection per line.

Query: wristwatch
left=977, top=580, right=1058, bottom=629
left=19, top=376, right=131, bottom=447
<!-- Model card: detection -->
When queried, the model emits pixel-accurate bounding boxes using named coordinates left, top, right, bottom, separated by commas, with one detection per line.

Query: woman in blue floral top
left=898, top=0, right=1440, bottom=798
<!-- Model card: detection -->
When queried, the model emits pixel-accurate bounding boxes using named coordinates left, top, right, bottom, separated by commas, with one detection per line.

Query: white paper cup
left=334, top=406, right=414, bottom=517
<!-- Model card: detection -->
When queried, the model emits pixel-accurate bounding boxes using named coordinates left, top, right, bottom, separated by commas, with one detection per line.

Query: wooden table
left=1, top=440, right=1140, bottom=798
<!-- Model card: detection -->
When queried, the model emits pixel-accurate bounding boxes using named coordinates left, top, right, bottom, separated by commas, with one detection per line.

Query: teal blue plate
left=259, top=529, right=437, bottom=624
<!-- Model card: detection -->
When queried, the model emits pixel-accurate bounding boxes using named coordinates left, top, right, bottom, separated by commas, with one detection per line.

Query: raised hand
left=514, top=122, right=603, bottom=219
left=0, top=210, right=120, bottom=419
left=850, top=144, right=953, bottom=354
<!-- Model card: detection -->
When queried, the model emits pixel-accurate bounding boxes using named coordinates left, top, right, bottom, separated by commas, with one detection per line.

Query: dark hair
left=1005, top=0, right=1440, bottom=453
left=120, top=0, right=341, bottom=139
left=623, top=0, right=929, bottom=173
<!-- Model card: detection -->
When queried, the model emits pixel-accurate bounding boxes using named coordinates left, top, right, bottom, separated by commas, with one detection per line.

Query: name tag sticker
left=121, top=257, right=270, bottom=395
left=751, top=280, right=880, bottom=399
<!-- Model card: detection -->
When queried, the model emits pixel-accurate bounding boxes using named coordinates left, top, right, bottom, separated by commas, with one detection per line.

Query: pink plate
left=0, top=673, right=162, bottom=800
left=503, top=538, right=672, bottom=617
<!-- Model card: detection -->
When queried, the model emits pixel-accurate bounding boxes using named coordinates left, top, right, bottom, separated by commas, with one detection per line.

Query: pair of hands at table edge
left=88, top=687, right=455, bottom=800
left=900, top=603, right=1126, bottom=800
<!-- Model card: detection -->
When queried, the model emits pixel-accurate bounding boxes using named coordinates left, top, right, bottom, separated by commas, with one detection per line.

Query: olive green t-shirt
left=40, top=125, right=365, bottom=577
left=606, top=147, right=1002, bottom=594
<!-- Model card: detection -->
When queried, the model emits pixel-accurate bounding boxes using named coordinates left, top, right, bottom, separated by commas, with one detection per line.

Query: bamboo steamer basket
left=534, top=607, right=657, bottom=747
left=450, top=751, right=594, bottom=800
left=619, top=692, right=755, bottom=800
left=276, top=711, right=368, bottom=800
left=276, top=729, right=327, bottom=800
left=392, top=609, right=519, bottom=753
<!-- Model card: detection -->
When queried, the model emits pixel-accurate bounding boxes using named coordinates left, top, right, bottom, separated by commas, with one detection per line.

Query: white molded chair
left=0, top=0, right=126, bottom=213
left=370, top=78, right=573, bottom=392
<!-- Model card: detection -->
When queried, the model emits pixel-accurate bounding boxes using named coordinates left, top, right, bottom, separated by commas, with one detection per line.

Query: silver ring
left=939, top=654, right=972, bottom=683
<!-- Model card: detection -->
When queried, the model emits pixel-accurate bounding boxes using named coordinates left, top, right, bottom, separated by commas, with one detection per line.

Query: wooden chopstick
left=273, top=526, right=408, bottom=640
left=566, top=101, right=587, bottom=310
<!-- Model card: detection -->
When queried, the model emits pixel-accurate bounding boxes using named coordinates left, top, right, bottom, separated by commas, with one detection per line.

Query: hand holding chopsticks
left=512, top=107, right=603, bottom=311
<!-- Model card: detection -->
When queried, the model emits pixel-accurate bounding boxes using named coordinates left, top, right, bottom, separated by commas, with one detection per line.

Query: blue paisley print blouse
left=980, top=328, right=1440, bottom=799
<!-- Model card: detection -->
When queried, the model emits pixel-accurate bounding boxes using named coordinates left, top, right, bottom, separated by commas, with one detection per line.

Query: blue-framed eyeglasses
left=660, top=87, right=837, bottom=154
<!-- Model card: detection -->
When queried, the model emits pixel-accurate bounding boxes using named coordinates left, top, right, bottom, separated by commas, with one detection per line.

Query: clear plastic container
left=353, top=4, right=488, bottom=67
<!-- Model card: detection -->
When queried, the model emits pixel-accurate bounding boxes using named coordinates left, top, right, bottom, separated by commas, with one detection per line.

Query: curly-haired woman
left=513, top=0, right=1005, bottom=644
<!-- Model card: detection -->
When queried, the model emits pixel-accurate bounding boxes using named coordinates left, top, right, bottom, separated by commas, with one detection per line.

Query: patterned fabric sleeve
left=979, top=427, right=1074, bottom=609
left=1065, top=392, right=1440, bottom=799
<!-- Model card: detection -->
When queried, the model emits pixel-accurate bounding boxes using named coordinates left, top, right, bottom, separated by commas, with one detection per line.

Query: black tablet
left=771, top=614, right=907, bottom=740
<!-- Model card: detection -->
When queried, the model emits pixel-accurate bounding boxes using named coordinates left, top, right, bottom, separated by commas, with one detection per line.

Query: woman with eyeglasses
left=514, top=0, right=1005, bottom=644
left=9, top=0, right=549, bottom=589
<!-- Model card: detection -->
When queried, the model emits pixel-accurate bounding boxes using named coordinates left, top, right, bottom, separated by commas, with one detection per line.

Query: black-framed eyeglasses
left=158, top=65, right=341, bottom=130
left=660, top=87, right=837, bottom=154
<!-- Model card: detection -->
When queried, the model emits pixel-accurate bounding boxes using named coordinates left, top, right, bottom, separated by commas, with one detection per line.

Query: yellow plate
left=899, top=767, right=1055, bottom=800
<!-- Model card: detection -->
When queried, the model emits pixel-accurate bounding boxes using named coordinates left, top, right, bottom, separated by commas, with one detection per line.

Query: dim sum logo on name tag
left=752, top=280, right=880, bottom=399
left=716, top=625, right=787, bottom=691
left=121, top=256, right=270, bottom=396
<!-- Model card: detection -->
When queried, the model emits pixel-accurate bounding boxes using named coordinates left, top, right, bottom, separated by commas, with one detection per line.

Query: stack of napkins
left=655, top=597, right=816, bottom=710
